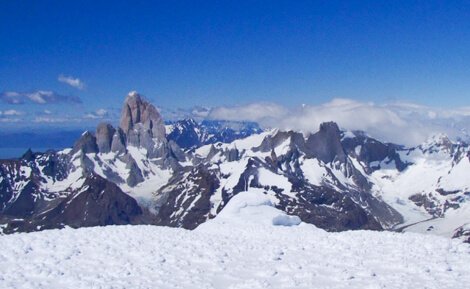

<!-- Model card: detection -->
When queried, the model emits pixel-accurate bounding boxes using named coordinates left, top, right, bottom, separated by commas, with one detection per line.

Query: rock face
left=96, top=123, right=116, bottom=153
left=72, top=131, right=99, bottom=154
left=120, top=91, right=166, bottom=138
left=453, top=224, right=470, bottom=243
left=111, top=128, right=127, bottom=154
left=0, top=173, right=148, bottom=234
left=341, top=131, right=408, bottom=173
left=50, top=174, right=145, bottom=228
left=305, top=122, right=347, bottom=163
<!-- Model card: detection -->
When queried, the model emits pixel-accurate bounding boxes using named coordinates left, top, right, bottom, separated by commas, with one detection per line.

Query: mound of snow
left=201, top=189, right=301, bottom=228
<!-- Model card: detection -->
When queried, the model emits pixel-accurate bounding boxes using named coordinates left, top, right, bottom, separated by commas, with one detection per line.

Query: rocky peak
left=305, top=121, right=346, bottom=163
left=96, top=123, right=116, bottom=153
left=21, top=148, right=35, bottom=161
left=119, top=91, right=168, bottom=157
left=420, top=134, right=454, bottom=154
left=119, top=91, right=166, bottom=140
left=319, top=121, right=341, bottom=135
left=167, top=119, right=202, bottom=150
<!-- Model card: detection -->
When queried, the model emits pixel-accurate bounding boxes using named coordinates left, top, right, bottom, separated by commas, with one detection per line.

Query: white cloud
left=58, top=74, right=86, bottom=90
left=26, top=90, right=82, bottom=104
left=1, top=109, right=23, bottom=116
left=207, top=99, right=470, bottom=146
left=84, top=109, right=109, bottom=119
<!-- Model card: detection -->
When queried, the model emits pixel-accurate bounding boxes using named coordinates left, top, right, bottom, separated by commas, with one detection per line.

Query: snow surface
left=257, top=168, right=294, bottom=198
left=300, top=158, right=326, bottom=186
left=1, top=190, right=470, bottom=289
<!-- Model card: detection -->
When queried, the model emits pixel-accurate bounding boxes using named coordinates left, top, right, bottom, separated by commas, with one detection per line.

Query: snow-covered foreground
left=1, top=191, right=470, bottom=289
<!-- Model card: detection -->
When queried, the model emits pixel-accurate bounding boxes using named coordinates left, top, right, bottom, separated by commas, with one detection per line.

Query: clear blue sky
left=1, top=0, right=470, bottom=129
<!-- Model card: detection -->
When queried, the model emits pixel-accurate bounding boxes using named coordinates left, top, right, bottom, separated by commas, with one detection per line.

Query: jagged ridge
left=1, top=91, right=470, bottom=243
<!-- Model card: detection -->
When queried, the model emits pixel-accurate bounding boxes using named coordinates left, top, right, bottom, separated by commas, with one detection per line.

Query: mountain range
left=1, top=91, right=469, bottom=243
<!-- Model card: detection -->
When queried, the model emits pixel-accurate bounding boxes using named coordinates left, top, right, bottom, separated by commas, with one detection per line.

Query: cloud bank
left=207, top=99, right=470, bottom=146
left=58, top=74, right=86, bottom=90
left=0, top=91, right=82, bottom=105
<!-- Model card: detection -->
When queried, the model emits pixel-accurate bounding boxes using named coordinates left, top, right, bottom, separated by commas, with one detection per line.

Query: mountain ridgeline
left=1, top=92, right=469, bottom=242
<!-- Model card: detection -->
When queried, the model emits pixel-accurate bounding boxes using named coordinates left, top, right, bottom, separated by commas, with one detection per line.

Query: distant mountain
left=166, top=119, right=263, bottom=151
left=1, top=91, right=469, bottom=244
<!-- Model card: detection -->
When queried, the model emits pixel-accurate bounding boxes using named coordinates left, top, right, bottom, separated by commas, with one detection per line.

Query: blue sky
left=2, top=1, right=470, bottom=130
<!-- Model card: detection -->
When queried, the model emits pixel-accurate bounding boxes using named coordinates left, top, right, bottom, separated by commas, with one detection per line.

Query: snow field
left=1, top=190, right=469, bottom=289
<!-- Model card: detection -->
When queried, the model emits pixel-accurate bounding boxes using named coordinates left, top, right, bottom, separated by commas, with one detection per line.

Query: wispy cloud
left=33, top=116, right=79, bottom=123
left=0, top=118, right=21, bottom=123
left=58, top=74, right=86, bottom=90
left=0, top=90, right=82, bottom=105
left=0, top=109, right=23, bottom=116
left=159, top=106, right=211, bottom=121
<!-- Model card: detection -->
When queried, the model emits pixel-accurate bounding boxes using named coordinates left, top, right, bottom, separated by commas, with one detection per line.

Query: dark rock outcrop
left=155, top=166, right=220, bottom=229
left=0, top=174, right=146, bottom=234
left=72, top=131, right=99, bottom=154
left=341, top=131, right=408, bottom=172
left=305, top=122, right=346, bottom=163
left=50, top=174, right=144, bottom=228
left=453, top=224, right=470, bottom=243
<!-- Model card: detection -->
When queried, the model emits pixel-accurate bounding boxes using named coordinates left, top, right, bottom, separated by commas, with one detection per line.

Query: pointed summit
left=119, top=91, right=168, bottom=157
left=119, top=91, right=166, bottom=140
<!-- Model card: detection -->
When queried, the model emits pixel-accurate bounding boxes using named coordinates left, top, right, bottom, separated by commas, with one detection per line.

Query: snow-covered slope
left=1, top=191, right=469, bottom=289
left=365, top=135, right=470, bottom=237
